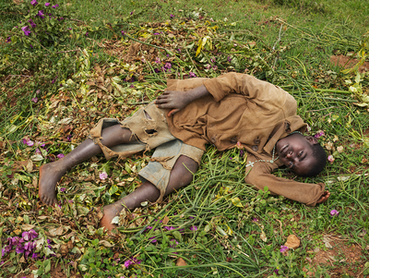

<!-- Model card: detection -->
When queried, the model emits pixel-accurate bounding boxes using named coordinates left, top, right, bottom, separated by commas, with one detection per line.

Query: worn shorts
left=89, top=102, right=204, bottom=201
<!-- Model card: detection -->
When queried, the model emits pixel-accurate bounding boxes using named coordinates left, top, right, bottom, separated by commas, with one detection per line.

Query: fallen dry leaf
left=260, top=231, right=267, bottom=242
left=99, top=240, right=114, bottom=247
left=21, top=224, right=36, bottom=231
left=162, top=215, right=170, bottom=225
left=285, top=234, right=301, bottom=249
left=48, top=226, right=64, bottom=236
left=60, top=243, right=70, bottom=256
left=323, top=235, right=333, bottom=249
left=176, top=257, right=187, bottom=266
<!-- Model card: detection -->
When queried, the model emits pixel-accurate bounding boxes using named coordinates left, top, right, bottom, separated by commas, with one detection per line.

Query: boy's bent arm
left=202, top=72, right=287, bottom=105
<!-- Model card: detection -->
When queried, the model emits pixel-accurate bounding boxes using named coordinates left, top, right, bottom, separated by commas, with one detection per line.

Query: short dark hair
left=300, top=143, right=327, bottom=177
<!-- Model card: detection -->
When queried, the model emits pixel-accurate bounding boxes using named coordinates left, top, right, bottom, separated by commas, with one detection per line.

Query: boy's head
left=276, top=133, right=327, bottom=177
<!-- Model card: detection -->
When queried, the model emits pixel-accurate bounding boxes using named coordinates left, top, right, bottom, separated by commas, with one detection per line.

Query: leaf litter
left=0, top=4, right=369, bottom=278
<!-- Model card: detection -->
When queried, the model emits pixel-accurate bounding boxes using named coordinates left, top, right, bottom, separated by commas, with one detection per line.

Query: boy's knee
left=164, top=156, right=198, bottom=195
left=172, top=156, right=198, bottom=182
left=177, top=155, right=199, bottom=172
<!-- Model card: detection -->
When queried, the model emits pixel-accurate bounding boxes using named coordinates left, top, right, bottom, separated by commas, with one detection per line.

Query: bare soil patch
left=304, top=234, right=368, bottom=277
left=330, top=54, right=369, bottom=73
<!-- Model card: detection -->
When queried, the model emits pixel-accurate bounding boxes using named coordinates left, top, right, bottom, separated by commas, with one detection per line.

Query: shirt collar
left=263, top=115, right=307, bottom=154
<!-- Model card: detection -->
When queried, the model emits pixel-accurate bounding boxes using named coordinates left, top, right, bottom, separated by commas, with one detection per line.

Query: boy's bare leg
left=100, top=155, right=198, bottom=231
left=39, top=124, right=134, bottom=205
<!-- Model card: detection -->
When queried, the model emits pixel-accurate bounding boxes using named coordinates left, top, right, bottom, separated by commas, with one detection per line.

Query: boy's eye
left=298, top=150, right=306, bottom=161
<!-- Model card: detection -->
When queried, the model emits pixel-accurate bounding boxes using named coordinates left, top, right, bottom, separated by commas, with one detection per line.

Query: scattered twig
left=125, top=33, right=173, bottom=55
left=276, top=219, right=284, bottom=237
left=54, top=48, right=82, bottom=54
left=308, top=106, right=340, bottom=112
left=314, top=88, right=352, bottom=94
left=272, top=24, right=284, bottom=69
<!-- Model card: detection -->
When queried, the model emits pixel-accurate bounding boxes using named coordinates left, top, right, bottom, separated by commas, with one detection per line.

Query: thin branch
left=54, top=48, right=81, bottom=54
left=272, top=24, right=284, bottom=69
left=125, top=34, right=173, bottom=54
left=308, top=106, right=340, bottom=112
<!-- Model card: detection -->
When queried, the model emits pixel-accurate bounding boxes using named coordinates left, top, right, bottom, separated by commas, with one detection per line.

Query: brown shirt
left=165, top=73, right=325, bottom=206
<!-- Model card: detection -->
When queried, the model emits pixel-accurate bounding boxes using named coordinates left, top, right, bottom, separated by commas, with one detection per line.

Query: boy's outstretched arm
left=245, top=153, right=328, bottom=206
left=155, top=85, right=210, bottom=116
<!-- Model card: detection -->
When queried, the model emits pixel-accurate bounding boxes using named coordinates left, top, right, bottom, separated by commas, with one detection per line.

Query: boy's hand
left=156, top=85, right=210, bottom=116
left=316, top=191, right=330, bottom=204
left=155, top=90, right=191, bottom=116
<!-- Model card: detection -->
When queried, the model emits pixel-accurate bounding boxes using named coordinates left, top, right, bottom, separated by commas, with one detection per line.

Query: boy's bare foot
left=38, top=162, right=67, bottom=205
left=99, top=203, right=124, bottom=232
left=316, top=191, right=330, bottom=204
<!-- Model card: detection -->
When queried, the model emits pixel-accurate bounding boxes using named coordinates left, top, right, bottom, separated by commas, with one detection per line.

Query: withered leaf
left=99, top=240, right=114, bottom=247
left=48, top=226, right=64, bottom=236
left=176, top=257, right=187, bottom=266
left=21, top=224, right=36, bottom=231
left=284, top=234, right=301, bottom=249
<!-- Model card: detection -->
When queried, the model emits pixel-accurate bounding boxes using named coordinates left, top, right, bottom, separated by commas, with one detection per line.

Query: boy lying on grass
left=38, top=72, right=330, bottom=231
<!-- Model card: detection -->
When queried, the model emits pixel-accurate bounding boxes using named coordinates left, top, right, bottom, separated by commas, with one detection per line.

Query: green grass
left=0, top=0, right=368, bottom=277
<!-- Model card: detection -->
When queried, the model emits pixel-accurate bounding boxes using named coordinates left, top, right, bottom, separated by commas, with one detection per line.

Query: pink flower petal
left=330, top=209, right=339, bottom=216
left=99, top=172, right=108, bottom=180
left=26, top=140, right=34, bottom=147
left=280, top=245, right=289, bottom=253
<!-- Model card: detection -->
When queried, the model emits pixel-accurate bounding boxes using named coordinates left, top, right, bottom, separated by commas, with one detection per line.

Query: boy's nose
left=286, top=151, right=294, bottom=159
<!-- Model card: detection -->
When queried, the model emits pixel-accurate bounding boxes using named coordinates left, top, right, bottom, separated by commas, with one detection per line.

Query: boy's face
left=276, top=134, right=319, bottom=176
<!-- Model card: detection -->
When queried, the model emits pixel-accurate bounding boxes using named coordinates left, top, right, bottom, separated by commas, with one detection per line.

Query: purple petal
left=124, top=260, right=132, bottom=268
left=16, top=245, right=25, bottom=254
left=22, top=231, right=30, bottom=241
left=330, top=209, right=339, bottom=216
left=29, top=229, right=38, bottom=239
left=280, top=245, right=288, bottom=253
left=99, top=172, right=108, bottom=180
left=21, top=26, right=31, bottom=36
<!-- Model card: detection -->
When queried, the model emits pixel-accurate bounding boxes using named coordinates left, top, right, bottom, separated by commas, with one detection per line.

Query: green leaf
left=231, top=197, right=243, bottom=207
left=108, top=184, right=119, bottom=195
left=44, top=260, right=51, bottom=273
left=172, top=230, right=183, bottom=242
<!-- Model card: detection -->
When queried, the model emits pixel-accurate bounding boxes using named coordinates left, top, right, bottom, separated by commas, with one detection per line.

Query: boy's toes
left=40, top=194, right=55, bottom=206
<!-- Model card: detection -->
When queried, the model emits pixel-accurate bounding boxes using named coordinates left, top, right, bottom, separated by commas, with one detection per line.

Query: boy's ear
left=305, top=136, right=318, bottom=145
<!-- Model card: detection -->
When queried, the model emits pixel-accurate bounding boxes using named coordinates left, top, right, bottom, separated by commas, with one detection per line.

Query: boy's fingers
left=156, top=95, right=168, bottom=102
left=316, top=191, right=330, bottom=204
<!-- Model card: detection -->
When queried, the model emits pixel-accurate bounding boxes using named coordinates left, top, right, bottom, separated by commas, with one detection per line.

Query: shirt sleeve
left=202, top=72, right=287, bottom=106
left=244, top=152, right=325, bottom=207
